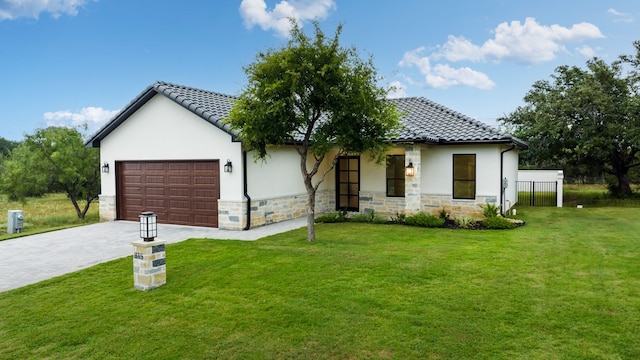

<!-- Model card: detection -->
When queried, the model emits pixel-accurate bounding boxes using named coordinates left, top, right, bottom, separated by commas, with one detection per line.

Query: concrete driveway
left=0, top=219, right=306, bottom=293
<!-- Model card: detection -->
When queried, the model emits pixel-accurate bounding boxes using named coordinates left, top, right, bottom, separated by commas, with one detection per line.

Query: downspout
left=243, top=150, right=251, bottom=230
left=500, top=145, right=516, bottom=216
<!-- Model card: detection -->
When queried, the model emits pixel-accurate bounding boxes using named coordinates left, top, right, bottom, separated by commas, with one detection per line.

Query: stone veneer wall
left=420, top=194, right=497, bottom=218
left=99, top=195, right=116, bottom=221
left=359, top=191, right=405, bottom=217
left=357, top=192, right=497, bottom=219
left=218, top=189, right=335, bottom=230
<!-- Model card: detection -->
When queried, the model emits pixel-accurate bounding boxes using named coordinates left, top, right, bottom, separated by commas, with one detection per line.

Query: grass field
left=0, top=205, right=638, bottom=359
left=563, top=184, right=640, bottom=207
left=0, top=193, right=99, bottom=241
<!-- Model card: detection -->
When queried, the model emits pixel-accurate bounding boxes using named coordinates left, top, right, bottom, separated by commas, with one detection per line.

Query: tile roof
left=389, top=97, right=525, bottom=146
left=86, top=81, right=526, bottom=148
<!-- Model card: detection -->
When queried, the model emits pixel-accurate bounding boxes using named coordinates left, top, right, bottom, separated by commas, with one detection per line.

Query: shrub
left=349, top=211, right=374, bottom=223
left=482, top=203, right=500, bottom=218
left=315, top=211, right=347, bottom=223
left=405, top=212, right=445, bottom=228
left=390, top=212, right=406, bottom=224
left=481, top=216, right=517, bottom=229
left=454, top=216, right=475, bottom=229
left=372, top=215, right=389, bottom=224
left=439, top=208, right=449, bottom=220
left=349, top=210, right=388, bottom=224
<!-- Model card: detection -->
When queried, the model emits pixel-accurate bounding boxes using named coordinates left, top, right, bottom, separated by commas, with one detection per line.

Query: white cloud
left=438, top=18, right=604, bottom=65
left=608, top=8, right=634, bottom=23
left=239, top=0, right=336, bottom=37
left=398, top=18, right=604, bottom=91
left=399, top=47, right=495, bottom=90
left=0, top=0, right=87, bottom=20
left=575, top=45, right=598, bottom=58
left=44, top=107, right=118, bottom=131
left=427, top=64, right=495, bottom=90
left=387, top=81, right=407, bottom=98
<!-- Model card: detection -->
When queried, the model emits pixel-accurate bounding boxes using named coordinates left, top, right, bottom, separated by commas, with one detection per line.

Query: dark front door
left=336, top=156, right=360, bottom=211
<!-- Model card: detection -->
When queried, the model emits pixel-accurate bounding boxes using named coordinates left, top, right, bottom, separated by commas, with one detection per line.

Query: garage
left=116, top=160, right=220, bottom=227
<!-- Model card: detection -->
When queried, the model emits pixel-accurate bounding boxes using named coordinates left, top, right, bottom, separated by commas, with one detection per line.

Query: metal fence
left=516, top=181, right=558, bottom=206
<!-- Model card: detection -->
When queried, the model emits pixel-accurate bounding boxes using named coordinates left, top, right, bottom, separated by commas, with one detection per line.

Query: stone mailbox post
left=132, top=212, right=166, bottom=290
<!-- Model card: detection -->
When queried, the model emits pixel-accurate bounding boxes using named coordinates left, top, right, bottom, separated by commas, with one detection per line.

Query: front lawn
left=0, top=207, right=638, bottom=359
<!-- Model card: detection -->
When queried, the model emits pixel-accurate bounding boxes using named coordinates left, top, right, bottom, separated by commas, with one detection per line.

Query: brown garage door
left=117, top=161, right=220, bottom=227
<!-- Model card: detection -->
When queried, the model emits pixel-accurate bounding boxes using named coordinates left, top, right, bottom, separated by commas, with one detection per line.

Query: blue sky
left=1, top=0, right=638, bottom=141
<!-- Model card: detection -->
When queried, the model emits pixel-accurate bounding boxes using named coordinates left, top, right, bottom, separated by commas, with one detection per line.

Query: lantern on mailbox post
left=139, top=211, right=157, bottom=242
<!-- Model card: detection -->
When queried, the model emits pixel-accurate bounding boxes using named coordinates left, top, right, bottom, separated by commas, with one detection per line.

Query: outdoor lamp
left=139, top=212, right=157, bottom=242
left=224, top=159, right=233, bottom=173
left=101, top=162, right=109, bottom=174
left=405, top=162, right=415, bottom=177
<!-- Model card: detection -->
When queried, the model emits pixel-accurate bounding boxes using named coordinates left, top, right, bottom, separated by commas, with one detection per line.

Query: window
left=386, top=155, right=405, bottom=197
left=453, top=154, right=476, bottom=199
left=336, top=156, right=360, bottom=211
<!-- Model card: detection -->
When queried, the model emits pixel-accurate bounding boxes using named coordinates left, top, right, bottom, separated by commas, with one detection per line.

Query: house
left=85, top=81, right=527, bottom=230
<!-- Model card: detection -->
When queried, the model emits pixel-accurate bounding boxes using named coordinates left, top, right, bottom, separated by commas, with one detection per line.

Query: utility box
left=8, top=210, right=24, bottom=234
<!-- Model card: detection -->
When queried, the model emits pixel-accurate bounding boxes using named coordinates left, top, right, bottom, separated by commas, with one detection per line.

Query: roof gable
left=86, top=81, right=526, bottom=148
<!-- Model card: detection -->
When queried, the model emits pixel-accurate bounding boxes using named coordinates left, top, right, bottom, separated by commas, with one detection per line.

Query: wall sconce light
left=405, top=162, right=415, bottom=177
left=139, top=211, right=157, bottom=242
left=101, top=162, right=109, bottom=174
left=224, top=159, right=233, bottom=173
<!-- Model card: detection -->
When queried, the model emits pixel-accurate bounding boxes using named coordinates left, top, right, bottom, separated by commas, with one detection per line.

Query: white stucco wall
left=100, top=94, right=243, bottom=201
left=502, top=148, right=519, bottom=210
left=246, top=146, right=335, bottom=200
left=421, top=144, right=502, bottom=200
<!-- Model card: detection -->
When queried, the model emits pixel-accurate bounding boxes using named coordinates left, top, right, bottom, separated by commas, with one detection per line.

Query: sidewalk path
left=0, top=218, right=306, bottom=293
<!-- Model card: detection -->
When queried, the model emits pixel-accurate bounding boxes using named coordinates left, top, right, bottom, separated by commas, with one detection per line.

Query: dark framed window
left=386, top=155, right=405, bottom=197
left=336, top=156, right=360, bottom=211
left=453, top=154, right=476, bottom=199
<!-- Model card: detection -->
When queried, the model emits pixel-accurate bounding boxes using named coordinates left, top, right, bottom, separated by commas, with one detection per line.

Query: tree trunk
left=614, top=171, right=633, bottom=197
left=306, top=187, right=316, bottom=242
left=69, top=194, right=85, bottom=219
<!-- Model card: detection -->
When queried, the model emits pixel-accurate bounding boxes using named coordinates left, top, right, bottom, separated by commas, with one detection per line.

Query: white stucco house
left=85, top=82, right=527, bottom=230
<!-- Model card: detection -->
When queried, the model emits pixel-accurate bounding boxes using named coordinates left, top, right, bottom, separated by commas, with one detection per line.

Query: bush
left=405, top=212, right=445, bottom=228
left=481, top=216, right=517, bottom=229
left=390, top=212, right=406, bottom=224
left=482, top=203, right=500, bottom=218
left=315, top=211, right=347, bottom=223
left=439, top=208, right=449, bottom=220
left=454, top=216, right=475, bottom=229
left=350, top=210, right=387, bottom=224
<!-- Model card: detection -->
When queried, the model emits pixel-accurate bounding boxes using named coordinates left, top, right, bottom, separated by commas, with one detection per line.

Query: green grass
left=1, top=206, right=639, bottom=359
left=0, top=193, right=99, bottom=241
left=563, top=183, right=640, bottom=207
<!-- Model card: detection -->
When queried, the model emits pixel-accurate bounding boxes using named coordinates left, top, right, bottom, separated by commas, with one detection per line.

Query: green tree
left=0, top=127, right=101, bottom=218
left=226, top=21, right=400, bottom=241
left=0, top=137, right=19, bottom=158
left=500, top=45, right=640, bottom=197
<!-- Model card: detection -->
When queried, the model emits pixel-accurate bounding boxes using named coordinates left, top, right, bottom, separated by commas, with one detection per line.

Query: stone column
left=405, top=145, right=422, bottom=215
left=132, top=240, right=167, bottom=291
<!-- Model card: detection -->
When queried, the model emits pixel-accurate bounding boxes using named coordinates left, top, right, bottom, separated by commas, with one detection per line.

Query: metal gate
left=516, top=181, right=557, bottom=206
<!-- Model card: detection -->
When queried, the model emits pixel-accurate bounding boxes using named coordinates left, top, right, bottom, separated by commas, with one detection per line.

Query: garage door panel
left=169, top=188, right=190, bottom=197
left=145, top=175, right=165, bottom=183
left=169, top=163, right=189, bottom=171
left=194, top=162, right=216, bottom=171
left=146, top=187, right=166, bottom=196
left=169, top=175, right=190, bottom=185
left=145, top=163, right=166, bottom=171
left=117, top=160, right=219, bottom=227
